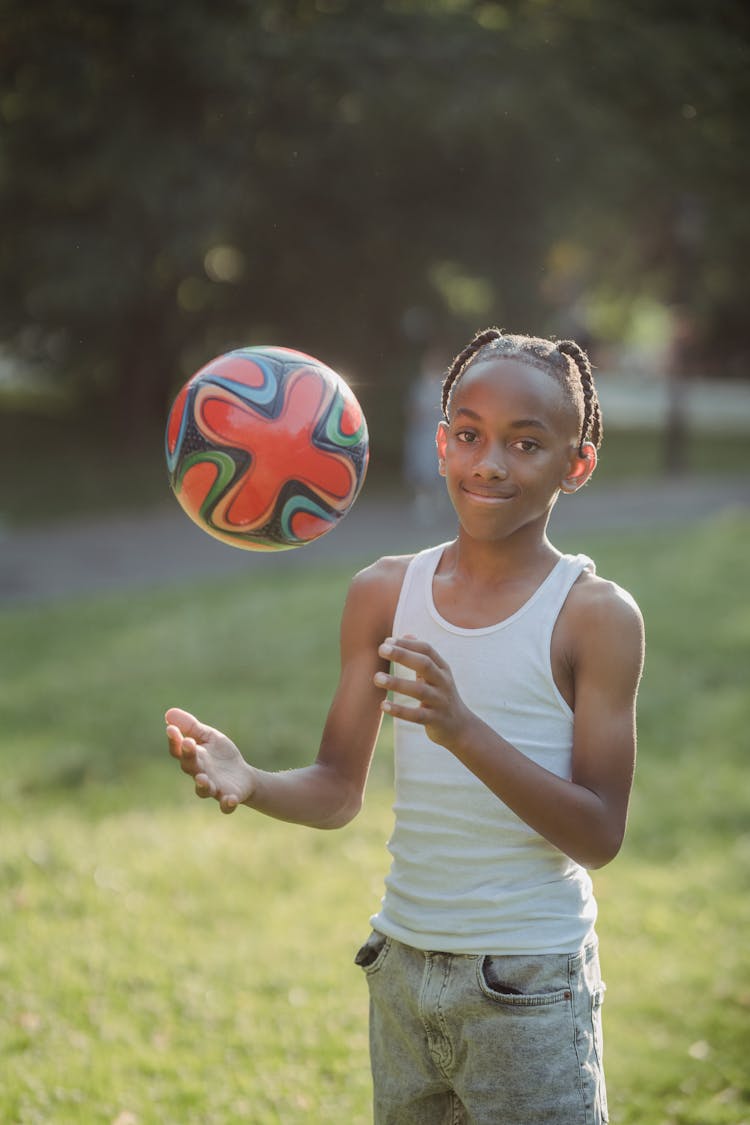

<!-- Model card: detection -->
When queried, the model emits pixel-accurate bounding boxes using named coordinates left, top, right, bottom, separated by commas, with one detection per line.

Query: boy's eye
left=456, top=430, right=477, bottom=443
left=514, top=439, right=540, bottom=453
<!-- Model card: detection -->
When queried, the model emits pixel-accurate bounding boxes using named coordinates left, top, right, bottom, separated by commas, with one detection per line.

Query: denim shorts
left=355, top=931, right=608, bottom=1125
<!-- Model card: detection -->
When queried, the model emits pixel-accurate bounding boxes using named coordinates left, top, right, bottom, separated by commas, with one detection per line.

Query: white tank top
left=371, top=544, right=598, bottom=955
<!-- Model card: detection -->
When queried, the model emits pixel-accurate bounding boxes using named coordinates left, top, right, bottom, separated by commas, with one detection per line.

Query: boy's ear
left=560, top=441, right=597, bottom=493
left=436, top=421, right=448, bottom=476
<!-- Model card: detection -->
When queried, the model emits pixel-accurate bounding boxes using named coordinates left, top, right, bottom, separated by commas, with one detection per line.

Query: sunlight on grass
left=1, top=517, right=749, bottom=1123
left=1, top=798, right=387, bottom=1123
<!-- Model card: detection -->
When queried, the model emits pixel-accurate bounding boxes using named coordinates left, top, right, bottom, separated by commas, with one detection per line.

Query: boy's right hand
left=165, top=707, right=256, bottom=814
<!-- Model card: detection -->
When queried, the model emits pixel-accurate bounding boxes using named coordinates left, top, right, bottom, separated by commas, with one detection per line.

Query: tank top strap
left=392, top=543, right=450, bottom=637
left=537, top=553, right=596, bottom=627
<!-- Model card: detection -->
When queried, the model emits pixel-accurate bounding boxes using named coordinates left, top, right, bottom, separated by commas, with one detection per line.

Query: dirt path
left=1, top=474, right=747, bottom=606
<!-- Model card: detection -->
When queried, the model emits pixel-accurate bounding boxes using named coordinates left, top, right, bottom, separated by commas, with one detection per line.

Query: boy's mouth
left=461, top=485, right=517, bottom=503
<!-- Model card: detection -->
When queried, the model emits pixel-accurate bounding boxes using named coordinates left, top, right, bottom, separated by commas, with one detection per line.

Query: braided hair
left=441, top=328, right=603, bottom=453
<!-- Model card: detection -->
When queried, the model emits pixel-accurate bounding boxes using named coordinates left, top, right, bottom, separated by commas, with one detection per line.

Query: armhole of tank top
left=544, top=557, right=593, bottom=722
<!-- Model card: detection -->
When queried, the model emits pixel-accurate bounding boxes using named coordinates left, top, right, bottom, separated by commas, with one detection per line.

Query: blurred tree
left=1, top=0, right=747, bottom=457
left=537, top=0, right=750, bottom=376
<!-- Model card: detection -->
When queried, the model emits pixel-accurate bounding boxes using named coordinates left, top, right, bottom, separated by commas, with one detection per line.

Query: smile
left=461, top=485, right=516, bottom=504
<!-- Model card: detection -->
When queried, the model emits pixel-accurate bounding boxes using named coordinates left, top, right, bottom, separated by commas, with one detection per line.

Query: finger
left=374, top=671, right=427, bottom=702
left=380, top=635, right=445, bottom=662
left=164, top=707, right=213, bottom=744
left=178, top=737, right=200, bottom=776
left=397, top=636, right=449, bottom=668
left=381, top=698, right=430, bottom=725
left=194, top=772, right=216, bottom=799
left=220, top=795, right=239, bottom=814
left=166, top=724, right=183, bottom=759
left=378, top=642, right=444, bottom=680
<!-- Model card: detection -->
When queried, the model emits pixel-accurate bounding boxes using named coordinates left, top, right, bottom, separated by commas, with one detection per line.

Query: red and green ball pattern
left=165, top=346, right=369, bottom=551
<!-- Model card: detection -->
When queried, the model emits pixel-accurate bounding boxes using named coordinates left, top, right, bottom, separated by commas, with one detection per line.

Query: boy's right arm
left=165, top=556, right=406, bottom=828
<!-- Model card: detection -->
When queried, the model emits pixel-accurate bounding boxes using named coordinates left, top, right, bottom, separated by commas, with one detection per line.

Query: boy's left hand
left=374, top=636, right=474, bottom=751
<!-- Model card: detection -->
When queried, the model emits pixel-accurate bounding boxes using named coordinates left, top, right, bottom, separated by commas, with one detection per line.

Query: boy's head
left=441, top=328, right=602, bottom=456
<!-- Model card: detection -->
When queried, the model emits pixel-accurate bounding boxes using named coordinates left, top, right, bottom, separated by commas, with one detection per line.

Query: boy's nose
left=473, top=444, right=508, bottom=478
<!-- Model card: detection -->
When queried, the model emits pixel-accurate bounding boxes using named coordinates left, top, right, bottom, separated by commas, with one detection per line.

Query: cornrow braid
left=556, top=340, right=603, bottom=452
left=441, top=327, right=603, bottom=454
left=441, top=327, right=503, bottom=418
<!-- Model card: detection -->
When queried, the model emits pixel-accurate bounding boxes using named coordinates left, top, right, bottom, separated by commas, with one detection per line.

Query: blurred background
left=1, top=6, right=749, bottom=1123
left=1, top=0, right=748, bottom=546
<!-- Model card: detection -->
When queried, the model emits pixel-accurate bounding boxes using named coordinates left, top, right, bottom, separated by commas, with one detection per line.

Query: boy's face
left=436, top=357, right=596, bottom=541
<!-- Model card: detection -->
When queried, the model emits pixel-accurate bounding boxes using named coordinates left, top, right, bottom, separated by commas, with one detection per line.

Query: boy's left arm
left=559, top=581, right=645, bottom=866
left=378, top=581, right=645, bottom=869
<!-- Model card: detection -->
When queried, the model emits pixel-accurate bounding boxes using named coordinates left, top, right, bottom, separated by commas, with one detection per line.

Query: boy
left=166, top=329, right=645, bottom=1123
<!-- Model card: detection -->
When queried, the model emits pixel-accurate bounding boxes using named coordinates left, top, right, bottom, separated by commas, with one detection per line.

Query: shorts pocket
left=478, top=955, right=573, bottom=1007
left=354, top=930, right=391, bottom=975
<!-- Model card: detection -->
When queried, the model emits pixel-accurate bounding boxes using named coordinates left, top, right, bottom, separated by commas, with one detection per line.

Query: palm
left=166, top=708, right=255, bottom=810
left=197, top=731, right=248, bottom=795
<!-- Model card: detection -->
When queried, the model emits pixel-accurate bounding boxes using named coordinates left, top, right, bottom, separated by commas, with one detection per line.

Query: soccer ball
left=165, top=345, right=369, bottom=551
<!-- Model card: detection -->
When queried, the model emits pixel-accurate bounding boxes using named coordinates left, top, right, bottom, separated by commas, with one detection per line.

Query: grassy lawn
left=1, top=515, right=749, bottom=1123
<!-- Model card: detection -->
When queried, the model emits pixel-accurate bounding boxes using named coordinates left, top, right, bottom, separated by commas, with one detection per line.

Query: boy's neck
left=444, top=524, right=560, bottom=587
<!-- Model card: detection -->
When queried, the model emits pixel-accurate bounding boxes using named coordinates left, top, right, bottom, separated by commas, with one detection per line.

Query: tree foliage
left=1, top=0, right=747, bottom=451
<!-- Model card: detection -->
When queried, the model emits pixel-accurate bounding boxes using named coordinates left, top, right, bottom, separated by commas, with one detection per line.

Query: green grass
left=1, top=516, right=749, bottom=1123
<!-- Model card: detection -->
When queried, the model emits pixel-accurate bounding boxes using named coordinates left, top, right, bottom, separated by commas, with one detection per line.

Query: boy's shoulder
left=343, top=553, right=415, bottom=641
left=350, top=552, right=415, bottom=599
left=570, top=566, right=642, bottom=623
left=563, top=565, right=645, bottom=661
